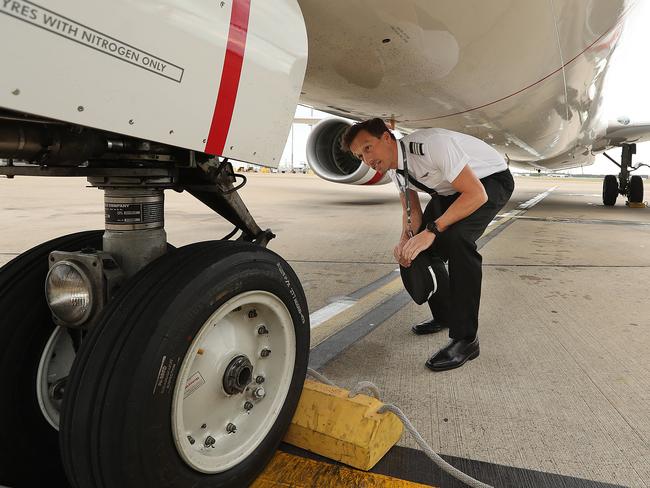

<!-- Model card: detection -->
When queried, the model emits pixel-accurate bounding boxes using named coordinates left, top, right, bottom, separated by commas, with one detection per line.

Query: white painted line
left=308, top=187, right=558, bottom=330
left=309, top=298, right=356, bottom=329
left=518, top=187, right=557, bottom=209
left=485, top=187, right=557, bottom=235
left=488, top=210, right=513, bottom=225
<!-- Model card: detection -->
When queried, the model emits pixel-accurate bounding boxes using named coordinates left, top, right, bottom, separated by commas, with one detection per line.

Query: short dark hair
left=341, top=118, right=395, bottom=152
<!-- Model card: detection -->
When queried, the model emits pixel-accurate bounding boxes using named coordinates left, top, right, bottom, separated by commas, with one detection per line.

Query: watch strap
left=426, top=220, right=442, bottom=236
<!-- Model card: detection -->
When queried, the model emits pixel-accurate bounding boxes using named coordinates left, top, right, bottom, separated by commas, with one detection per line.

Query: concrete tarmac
left=1, top=173, right=648, bottom=487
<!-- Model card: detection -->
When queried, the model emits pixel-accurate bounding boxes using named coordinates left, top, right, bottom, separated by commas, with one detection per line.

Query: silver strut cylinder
left=102, top=188, right=167, bottom=278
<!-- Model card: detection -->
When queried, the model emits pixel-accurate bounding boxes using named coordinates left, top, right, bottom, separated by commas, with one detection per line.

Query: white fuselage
left=297, top=0, right=634, bottom=170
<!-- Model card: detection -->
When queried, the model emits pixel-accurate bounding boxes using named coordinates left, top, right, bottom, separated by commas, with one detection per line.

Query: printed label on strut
left=105, top=202, right=163, bottom=225
left=1, top=0, right=184, bottom=82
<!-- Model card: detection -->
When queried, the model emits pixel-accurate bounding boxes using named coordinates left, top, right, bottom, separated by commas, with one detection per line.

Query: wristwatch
left=425, top=220, right=442, bottom=236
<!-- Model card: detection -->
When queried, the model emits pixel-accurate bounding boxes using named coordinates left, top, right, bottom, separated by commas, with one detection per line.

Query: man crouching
left=342, top=118, right=514, bottom=371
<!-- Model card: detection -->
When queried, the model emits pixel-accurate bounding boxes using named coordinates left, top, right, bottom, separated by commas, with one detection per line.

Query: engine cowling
left=306, top=119, right=390, bottom=185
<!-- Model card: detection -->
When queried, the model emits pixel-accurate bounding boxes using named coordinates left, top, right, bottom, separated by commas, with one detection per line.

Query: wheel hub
left=222, top=355, right=253, bottom=395
left=171, top=291, right=296, bottom=474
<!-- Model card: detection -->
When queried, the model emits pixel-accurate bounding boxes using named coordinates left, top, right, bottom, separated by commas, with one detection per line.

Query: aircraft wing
left=592, top=120, right=650, bottom=153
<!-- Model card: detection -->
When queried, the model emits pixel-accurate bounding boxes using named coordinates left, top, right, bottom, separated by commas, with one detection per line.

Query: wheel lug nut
left=226, top=423, right=237, bottom=434
left=253, top=386, right=266, bottom=399
left=248, top=309, right=257, bottom=318
left=244, top=401, right=254, bottom=411
left=257, top=325, right=269, bottom=335
left=204, top=436, right=216, bottom=447
left=255, top=375, right=265, bottom=384
left=260, top=348, right=271, bottom=358
left=187, top=435, right=195, bottom=445
left=201, top=423, right=207, bottom=429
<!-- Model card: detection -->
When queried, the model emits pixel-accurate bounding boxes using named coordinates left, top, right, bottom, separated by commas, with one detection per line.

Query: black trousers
left=418, top=169, right=514, bottom=340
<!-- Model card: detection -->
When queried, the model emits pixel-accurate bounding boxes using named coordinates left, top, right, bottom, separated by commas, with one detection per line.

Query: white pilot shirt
left=388, top=128, right=507, bottom=196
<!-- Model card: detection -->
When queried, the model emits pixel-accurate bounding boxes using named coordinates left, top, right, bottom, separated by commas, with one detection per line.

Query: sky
left=280, top=0, right=650, bottom=176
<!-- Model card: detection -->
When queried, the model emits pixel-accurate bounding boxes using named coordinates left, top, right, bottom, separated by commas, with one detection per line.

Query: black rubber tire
left=0, top=230, right=104, bottom=487
left=61, top=241, right=310, bottom=488
left=603, top=174, right=618, bottom=206
left=629, top=175, right=644, bottom=203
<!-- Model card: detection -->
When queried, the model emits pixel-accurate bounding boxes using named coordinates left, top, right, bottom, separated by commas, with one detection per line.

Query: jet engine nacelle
left=306, top=119, right=390, bottom=185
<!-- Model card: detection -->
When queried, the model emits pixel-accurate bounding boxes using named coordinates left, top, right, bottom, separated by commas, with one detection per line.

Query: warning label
left=184, top=371, right=206, bottom=399
left=1, top=0, right=184, bottom=82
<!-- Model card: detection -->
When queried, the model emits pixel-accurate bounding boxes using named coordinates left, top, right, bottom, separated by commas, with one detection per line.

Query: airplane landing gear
left=60, top=241, right=309, bottom=488
left=602, top=144, right=646, bottom=206
left=0, top=231, right=103, bottom=486
left=603, top=175, right=618, bottom=206
left=629, top=175, right=644, bottom=203
left=0, top=158, right=309, bottom=488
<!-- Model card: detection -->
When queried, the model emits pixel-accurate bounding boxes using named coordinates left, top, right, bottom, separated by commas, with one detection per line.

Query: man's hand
left=393, top=240, right=411, bottom=267
left=401, top=231, right=436, bottom=262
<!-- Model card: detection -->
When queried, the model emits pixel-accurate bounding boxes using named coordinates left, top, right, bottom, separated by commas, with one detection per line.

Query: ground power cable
left=306, top=368, right=494, bottom=488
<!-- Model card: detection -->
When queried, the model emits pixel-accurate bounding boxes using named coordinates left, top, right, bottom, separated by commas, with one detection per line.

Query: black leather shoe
left=425, top=337, right=480, bottom=371
left=412, top=319, right=448, bottom=335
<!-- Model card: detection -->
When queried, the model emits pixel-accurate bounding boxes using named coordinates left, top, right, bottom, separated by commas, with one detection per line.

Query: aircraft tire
left=603, top=175, right=618, bottom=206
left=60, top=240, right=309, bottom=488
left=0, top=230, right=104, bottom=487
left=629, top=175, right=644, bottom=203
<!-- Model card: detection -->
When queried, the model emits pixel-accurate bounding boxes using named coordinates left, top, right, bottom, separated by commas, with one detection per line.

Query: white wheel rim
left=172, top=290, right=297, bottom=473
left=36, top=326, right=76, bottom=430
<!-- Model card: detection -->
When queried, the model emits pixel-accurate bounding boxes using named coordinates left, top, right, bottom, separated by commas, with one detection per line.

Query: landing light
left=45, top=260, right=94, bottom=326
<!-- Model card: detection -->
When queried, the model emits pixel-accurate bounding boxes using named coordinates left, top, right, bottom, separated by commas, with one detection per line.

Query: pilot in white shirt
left=343, top=118, right=514, bottom=372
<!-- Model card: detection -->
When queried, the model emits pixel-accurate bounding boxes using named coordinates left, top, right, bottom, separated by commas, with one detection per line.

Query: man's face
left=349, top=130, right=398, bottom=174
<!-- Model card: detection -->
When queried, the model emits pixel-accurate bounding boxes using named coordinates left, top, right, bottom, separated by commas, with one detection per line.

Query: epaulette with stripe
left=409, top=141, right=425, bottom=156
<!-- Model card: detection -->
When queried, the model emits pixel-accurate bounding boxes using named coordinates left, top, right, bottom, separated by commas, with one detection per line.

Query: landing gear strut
left=602, top=143, right=646, bottom=206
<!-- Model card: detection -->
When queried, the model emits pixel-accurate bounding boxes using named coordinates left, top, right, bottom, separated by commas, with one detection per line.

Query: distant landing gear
left=602, top=144, right=646, bottom=206
left=603, top=175, right=618, bottom=206
left=629, top=175, right=644, bottom=203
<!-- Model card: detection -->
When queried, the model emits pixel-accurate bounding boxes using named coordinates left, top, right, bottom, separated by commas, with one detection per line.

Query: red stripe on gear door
left=205, top=0, right=251, bottom=156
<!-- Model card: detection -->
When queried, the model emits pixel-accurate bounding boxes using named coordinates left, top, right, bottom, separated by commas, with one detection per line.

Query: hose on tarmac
left=306, top=368, right=494, bottom=488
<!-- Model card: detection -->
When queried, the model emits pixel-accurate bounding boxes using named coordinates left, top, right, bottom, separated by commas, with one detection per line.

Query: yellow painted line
left=252, top=451, right=434, bottom=488
left=310, top=277, right=404, bottom=348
